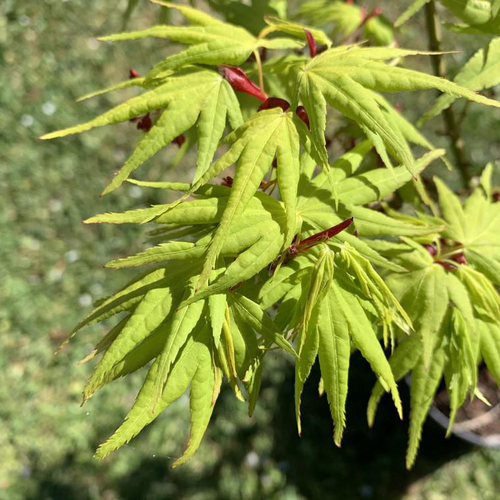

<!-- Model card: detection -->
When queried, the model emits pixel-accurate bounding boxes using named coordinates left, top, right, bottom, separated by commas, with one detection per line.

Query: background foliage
left=1, top=0, right=500, bottom=499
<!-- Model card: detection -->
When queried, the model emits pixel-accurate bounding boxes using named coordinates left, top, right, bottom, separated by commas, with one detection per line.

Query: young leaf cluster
left=42, top=0, right=500, bottom=468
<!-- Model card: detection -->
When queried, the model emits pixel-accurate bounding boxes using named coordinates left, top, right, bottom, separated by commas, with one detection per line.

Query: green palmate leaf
left=150, top=0, right=226, bottom=26
left=317, top=285, right=351, bottom=445
left=444, top=21, right=500, bottom=35
left=76, top=76, right=148, bottom=102
left=207, top=0, right=286, bottom=35
left=441, top=0, right=496, bottom=25
left=420, top=38, right=500, bottom=125
left=434, top=177, right=467, bottom=242
left=337, top=149, right=445, bottom=207
left=108, top=3, right=302, bottom=80
left=230, top=294, right=298, bottom=359
left=261, top=16, right=331, bottom=46
left=297, top=1, right=361, bottom=36
left=457, top=266, right=500, bottom=321
left=407, top=339, right=446, bottom=469
left=92, top=187, right=285, bottom=273
left=295, top=247, right=334, bottom=434
left=446, top=272, right=476, bottom=328
left=298, top=147, right=443, bottom=242
left=297, top=140, right=373, bottom=207
left=100, top=14, right=255, bottom=65
left=95, top=323, right=215, bottom=465
left=258, top=255, right=313, bottom=309
left=297, top=1, right=394, bottom=45
left=334, top=273, right=403, bottom=418
left=445, top=308, right=476, bottom=432
left=336, top=233, right=407, bottom=273
left=296, top=71, right=329, bottom=170
left=299, top=247, right=334, bottom=351
left=106, top=210, right=286, bottom=306
left=480, top=163, right=493, bottom=199
left=395, top=0, right=430, bottom=27
left=366, top=239, right=433, bottom=271
left=152, top=277, right=206, bottom=409
left=68, top=262, right=192, bottom=342
left=77, top=315, right=130, bottom=366
left=298, top=47, right=500, bottom=172
left=387, top=265, right=449, bottom=368
left=364, top=15, right=395, bottom=47
left=338, top=244, right=413, bottom=332
left=221, top=307, right=256, bottom=404
left=208, top=291, right=227, bottom=349
left=295, top=316, right=320, bottom=434
left=375, top=93, right=452, bottom=192
left=185, top=221, right=285, bottom=304
left=440, top=0, right=500, bottom=34
left=478, top=318, right=500, bottom=385
left=367, top=335, right=421, bottom=427
left=87, top=321, right=171, bottom=396
left=180, top=109, right=298, bottom=291
left=434, top=176, right=500, bottom=283
left=229, top=305, right=260, bottom=379
left=41, top=68, right=214, bottom=138
left=42, top=68, right=243, bottom=194
left=346, top=206, right=442, bottom=238
left=299, top=63, right=414, bottom=173
left=83, top=286, right=176, bottom=402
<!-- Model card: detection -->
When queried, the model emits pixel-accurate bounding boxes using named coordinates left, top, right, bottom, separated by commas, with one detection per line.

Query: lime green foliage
left=40, top=0, right=500, bottom=471
left=297, top=0, right=395, bottom=46
left=397, top=0, right=500, bottom=34
left=420, top=37, right=500, bottom=124
left=369, top=169, right=500, bottom=468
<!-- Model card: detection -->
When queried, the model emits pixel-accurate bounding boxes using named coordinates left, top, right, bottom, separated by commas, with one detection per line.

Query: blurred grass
left=1, top=1, right=499, bottom=499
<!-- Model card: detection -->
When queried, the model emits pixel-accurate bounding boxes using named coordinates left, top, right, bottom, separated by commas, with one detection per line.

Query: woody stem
left=424, top=0, right=470, bottom=188
left=253, top=49, right=265, bottom=96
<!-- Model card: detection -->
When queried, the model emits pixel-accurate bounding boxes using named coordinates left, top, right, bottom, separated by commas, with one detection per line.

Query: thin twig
left=253, top=49, right=265, bottom=96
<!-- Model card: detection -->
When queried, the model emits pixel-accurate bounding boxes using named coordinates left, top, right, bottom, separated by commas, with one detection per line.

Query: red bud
left=246, top=47, right=268, bottom=64
left=295, top=106, right=310, bottom=129
left=259, top=97, right=290, bottom=112
left=451, top=252, right=467, bottom=265
left=219, top=66, right=267, bottom=102
left=424, top=244, right=437, bottom=256
left=493, top=191, right=500, bottom=202
left=362, top=7, right=382, bottom=24
left=221, top=176, right=233, bottom=187
left=438, top=261, right=457, bottom=271
left=129, top=68, right=140, bottom=79
left=173, top=134, right=186, bottom=147
left=305, top=29, right=317, bottom=58
left=285, top=218, right=354, bottom=261
left=137, top=113, right=152, bottom=132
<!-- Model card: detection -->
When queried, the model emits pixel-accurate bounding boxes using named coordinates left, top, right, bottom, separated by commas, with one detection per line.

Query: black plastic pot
left=428, top=403, right=500, bottom=448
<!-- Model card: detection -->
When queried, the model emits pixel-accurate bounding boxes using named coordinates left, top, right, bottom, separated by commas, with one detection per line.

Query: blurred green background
left=1, top=1, right=500, bottom=499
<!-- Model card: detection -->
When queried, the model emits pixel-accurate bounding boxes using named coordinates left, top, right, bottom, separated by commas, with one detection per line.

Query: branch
left=424, top=1, right=471, bottom=187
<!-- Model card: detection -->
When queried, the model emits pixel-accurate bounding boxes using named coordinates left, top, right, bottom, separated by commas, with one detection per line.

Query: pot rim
left=428, top=405, right=500, bottom=449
